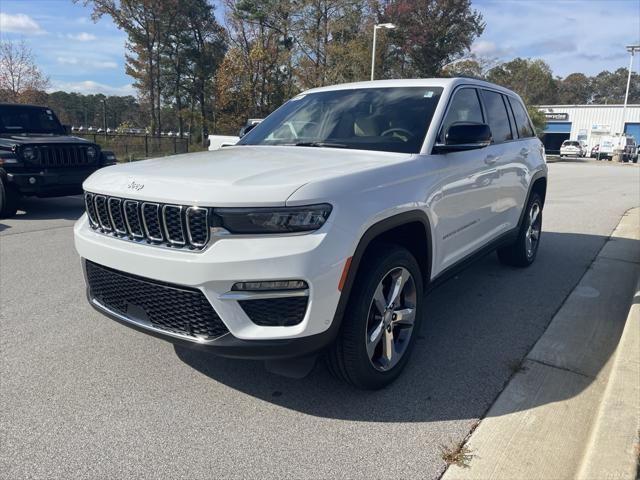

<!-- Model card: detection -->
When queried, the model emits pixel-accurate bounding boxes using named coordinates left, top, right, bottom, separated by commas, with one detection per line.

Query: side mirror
left=63, top=124, right=72, bottom=135
left=434, top=123, right=492, bottom=153
left=239, top=123, right=257, bottom=138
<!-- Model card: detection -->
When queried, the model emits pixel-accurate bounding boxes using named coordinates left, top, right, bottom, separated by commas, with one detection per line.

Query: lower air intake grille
left=86, top=260, right=229, bottom=340
left=239, top=297, right=308, bottom=326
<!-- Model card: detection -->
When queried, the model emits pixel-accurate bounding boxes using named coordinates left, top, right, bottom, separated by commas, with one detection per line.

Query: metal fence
left=74, top=133, right=197, bottom=162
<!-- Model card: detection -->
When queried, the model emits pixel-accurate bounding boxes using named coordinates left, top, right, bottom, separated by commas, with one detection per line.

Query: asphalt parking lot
left=1, top=160, right=639, bottom=479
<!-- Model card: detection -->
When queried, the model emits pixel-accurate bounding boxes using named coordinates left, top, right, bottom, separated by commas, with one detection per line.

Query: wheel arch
left=330, top=210, right=433, bottom=335
left=518, top=171, right=547, bottom=230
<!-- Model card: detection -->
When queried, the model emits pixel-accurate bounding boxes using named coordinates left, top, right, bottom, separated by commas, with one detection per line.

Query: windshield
left=0, top=105, right=65, bottom=135
left=238, top=87, right=444, bottom=154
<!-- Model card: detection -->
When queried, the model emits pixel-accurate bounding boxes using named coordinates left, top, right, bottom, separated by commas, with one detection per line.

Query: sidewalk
left=442, top=208, right=640, bottom=480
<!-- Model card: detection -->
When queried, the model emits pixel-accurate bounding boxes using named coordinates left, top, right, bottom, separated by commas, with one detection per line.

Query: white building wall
left=537, top=104, right=640, bottom=149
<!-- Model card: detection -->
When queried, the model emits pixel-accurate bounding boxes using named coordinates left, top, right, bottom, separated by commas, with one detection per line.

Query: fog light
left=232, top=280, right=308, bottom=291
left=29, top=177, right=36, bottom=184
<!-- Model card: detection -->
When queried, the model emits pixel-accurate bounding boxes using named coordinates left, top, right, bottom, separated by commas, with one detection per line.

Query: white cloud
left=0, top=12, right=46, bottom=35
left=56, top=56, right=118, bottom=69
left=49, top=80, right=136, bottom=96
left=67, top=32, right=97, bottom=42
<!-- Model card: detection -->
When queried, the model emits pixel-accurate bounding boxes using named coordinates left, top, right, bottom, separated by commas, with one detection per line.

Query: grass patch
left=440, top=441, right=474, bottom=468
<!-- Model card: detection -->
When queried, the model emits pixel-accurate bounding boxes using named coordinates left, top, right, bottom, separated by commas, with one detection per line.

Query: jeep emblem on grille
left=127, top=180, right=144, bottom=191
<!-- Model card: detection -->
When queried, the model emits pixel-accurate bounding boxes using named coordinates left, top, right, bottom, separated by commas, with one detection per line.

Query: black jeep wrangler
left=0, top=103, right=116, bottom=218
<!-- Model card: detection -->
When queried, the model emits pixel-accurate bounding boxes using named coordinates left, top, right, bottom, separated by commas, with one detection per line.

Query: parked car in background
left=0, top=103, right=117, bottom=217
left=598, top=134, right=637, bottom=161
left=75, top=78, right=547, bottom=389
left=560, top=140, right=583, bottom=157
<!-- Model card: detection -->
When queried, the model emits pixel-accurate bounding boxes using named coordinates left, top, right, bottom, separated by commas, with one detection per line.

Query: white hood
left=83, top=145, right=410, bottom=206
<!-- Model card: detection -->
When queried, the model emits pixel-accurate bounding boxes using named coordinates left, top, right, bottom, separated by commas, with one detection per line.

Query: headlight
left=86, top=146, right=97, bottom=159
left=214, top=204, right=332, bottom=234
left=22, top=147, right=38, bottom=161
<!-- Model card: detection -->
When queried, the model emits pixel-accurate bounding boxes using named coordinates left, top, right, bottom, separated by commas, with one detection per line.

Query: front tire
left=497, top=192, right=543, bottom=267
left=327, top=245, right=424, bottom=389
left=0, top=179, right=20, bottom=219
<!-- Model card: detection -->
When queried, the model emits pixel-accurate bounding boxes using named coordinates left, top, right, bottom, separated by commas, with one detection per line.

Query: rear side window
left=440, top=88, right=484, bottom=141
left=508, top=98, right=535, bottom=138
left=481, top=90, right=513, bottom=143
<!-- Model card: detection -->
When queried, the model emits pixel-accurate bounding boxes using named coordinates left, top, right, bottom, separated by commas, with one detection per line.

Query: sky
left=0, top=0, right=639, bottom=96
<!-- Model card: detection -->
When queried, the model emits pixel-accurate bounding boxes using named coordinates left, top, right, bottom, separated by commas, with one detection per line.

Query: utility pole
left=622, top=45, right=640, bottom=135
left=101, top=99, right=107, bottom=141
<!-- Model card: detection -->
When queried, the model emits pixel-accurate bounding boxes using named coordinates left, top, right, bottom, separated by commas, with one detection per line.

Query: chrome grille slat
left=94, top=195, right=113, bottom=231
left=162, top=205, right=186, bottom=246
left=84, top=192, right=98, bottom=226
left=185, top=207, right=210, bottom=248
left=123, top=200, right=144, bottom=238
left=141, top=203, right=163, bottom=242
left=108, top=198, right=127, bottom=235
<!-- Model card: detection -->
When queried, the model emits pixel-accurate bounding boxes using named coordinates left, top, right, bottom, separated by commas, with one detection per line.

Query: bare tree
left=0, top=40, right=50, bottom=103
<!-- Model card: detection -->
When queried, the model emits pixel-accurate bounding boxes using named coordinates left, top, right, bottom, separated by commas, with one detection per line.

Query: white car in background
left=75, top=78, right=547, bottom=389
left=560, top=140, right=583, bottom=157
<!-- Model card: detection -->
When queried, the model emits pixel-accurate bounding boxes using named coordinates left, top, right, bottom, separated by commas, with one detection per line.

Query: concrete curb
left=577, top=276, right=640, bottom=480
left=442, top=208, right=640, bottom=480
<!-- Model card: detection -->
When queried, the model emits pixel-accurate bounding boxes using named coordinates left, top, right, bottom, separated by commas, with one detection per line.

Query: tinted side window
left=481, top=90, right=512, bottom=143
left=509, top=98, right=535, bottom=138
left=440, top=88, right=483, bottom=141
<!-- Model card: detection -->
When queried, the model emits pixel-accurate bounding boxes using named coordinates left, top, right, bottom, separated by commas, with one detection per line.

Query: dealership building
left=537, top=104, right=640, bottom=154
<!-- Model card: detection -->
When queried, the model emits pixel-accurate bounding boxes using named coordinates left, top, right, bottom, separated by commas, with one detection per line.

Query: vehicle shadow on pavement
left=0, top=196, right=84, bottom=232
left=175, top=232, right=639, bottom=423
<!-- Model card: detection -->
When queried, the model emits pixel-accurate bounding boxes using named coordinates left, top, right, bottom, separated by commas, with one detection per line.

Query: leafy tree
left=0, top=40, right=50, bottom=103
left=557, top=73, right=592, bottom=104
left=486, top=58, right=558, bottom=105
left=382, top=0, right=485, bottom=77
left=527, top=105, right=546, bottom=138
left=591, top=68, right=640, bottom=104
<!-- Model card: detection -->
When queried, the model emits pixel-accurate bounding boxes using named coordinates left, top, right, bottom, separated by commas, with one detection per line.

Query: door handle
left=484, top=154, right=499, bottom=165
left=520, top=148, right=530, bottom=157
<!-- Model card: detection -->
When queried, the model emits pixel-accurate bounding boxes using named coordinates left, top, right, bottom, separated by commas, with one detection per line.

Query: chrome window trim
left=107, top=197, right=128, bottom=235
left=185, top=206, right=210, bottom=248
left=141, top=202, right=164, bottom=242
left=123, top=200, right=144, bottom=239
left=162, top=204, right=186, bottom=246
left=94, top=195, right=113, bottom=231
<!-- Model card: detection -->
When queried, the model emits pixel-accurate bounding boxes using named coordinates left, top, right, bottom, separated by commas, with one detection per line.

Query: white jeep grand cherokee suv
left=75, top=78, right=547, bottom=389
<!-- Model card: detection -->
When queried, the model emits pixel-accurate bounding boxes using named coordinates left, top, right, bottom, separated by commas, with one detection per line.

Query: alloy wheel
left=365, top=267, right=417, bottom=372
left=525, top=201, right=542, bottom=258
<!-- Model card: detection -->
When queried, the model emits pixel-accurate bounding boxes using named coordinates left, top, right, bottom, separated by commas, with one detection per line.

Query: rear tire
left=497, top=192, right=543, bottom=268
left=327, top=244, right=424, bottom=389
left=0, top=179, right=20, bottom=219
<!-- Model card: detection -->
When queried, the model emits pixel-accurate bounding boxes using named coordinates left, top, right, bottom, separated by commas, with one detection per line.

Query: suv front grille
left=29, top=145, right=97, bottom=167
left=86, top=260, right=229, bottom=340
left=84, top=192, right=210, bottom=250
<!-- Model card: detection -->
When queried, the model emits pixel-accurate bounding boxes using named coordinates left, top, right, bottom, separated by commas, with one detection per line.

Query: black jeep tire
left=497, top=192, right=543, bottom=268
left=0, top=178, right=20, bottom=219
left=326, top=244, right=424, bottom=390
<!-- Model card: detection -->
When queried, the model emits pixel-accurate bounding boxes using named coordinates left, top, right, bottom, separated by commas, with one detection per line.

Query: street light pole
left=101, top=99, right=107, bottom=141
left=622, top=45, right=639, bottom=136
left=371, top=23, right=396, bottom=81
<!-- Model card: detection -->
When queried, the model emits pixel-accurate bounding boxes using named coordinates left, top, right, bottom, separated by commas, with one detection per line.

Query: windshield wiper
left=286, top=141, right=350, bottom=149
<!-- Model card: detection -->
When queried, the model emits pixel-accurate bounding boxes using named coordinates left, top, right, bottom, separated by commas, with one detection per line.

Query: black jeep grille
left=239, top=297, right=308, bottom=326
left=86, top=261, right=228, bottom=340
left=84, top=192, right=210, bottom=250
left=29, top=145, right=96, bottom=168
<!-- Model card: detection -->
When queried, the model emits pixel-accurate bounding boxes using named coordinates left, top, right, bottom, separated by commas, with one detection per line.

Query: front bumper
left=74, top=214, right=353, bottom=358
left=7, top=168, right=97, bottom=196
